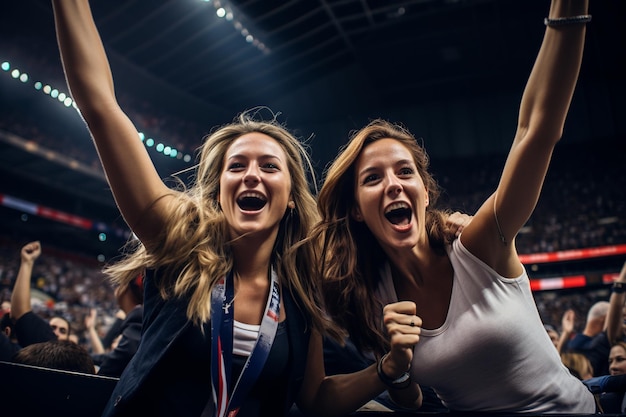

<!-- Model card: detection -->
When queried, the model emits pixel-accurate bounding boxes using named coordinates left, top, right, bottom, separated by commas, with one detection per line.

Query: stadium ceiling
left=4, top=0, right=624, bottom=127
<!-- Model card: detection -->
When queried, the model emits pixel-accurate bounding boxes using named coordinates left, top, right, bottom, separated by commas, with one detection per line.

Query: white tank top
left=376, top=238, right=596, bottom=413
left=232, top=320, right=259, bottom=357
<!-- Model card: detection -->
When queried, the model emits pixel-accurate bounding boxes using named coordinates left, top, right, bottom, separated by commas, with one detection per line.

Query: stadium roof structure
left=3, top=1, right=623, bottom=128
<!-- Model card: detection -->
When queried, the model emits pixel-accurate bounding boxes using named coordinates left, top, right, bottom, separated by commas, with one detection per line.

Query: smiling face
left=219, top=132, right=292, bottom=241
left=352, top=138, right=429, bottom=251
left=609, top=343, right=626, bottom=376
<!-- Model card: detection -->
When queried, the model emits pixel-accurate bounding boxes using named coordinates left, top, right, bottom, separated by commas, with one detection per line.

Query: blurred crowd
left=0, top=237, right=117, bottom=350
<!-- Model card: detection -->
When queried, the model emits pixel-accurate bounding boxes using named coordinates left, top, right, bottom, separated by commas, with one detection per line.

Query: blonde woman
left=51, top=1, right=421, bottom=416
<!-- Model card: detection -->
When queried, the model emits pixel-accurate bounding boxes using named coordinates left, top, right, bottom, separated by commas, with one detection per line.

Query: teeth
left=239, top=192, right=266, bottom=201
left=385, top=202, right=409, bottom=213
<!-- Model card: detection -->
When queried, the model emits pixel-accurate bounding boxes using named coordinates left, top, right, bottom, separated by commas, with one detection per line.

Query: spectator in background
left=12, top=339, right=95, bottom=374
left=49, top=316, right=71, bottom=341
left=9, top=241, right=72, bottom=347
left=99, top=309, right=127, bottom=352
left=549, top=308, right=581, bottom=354
left=84, top=308, right=107, bottom=355
left=544, top=324, right=560, bottom=349
left=85, top=274, right=143, bottom=377
left=0, top=313, right=20, bottom=361
left=562, top=300, right=611, bottom=377
left=1, top=311, right=17, bottom=344
left=609, top=341, right=626, bottom=377
left=1, top=301, right=9, bottom=311
left=585, top=341, right=626, bottom=414
left=606, top=261, right=626, bottom=345
left=560, top=352, right=593, bottom=381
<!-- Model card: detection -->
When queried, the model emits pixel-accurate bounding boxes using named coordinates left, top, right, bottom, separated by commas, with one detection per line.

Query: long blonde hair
left=105, top=110, right=337, bottom=335
left=311, top=119, right=452, bottom=355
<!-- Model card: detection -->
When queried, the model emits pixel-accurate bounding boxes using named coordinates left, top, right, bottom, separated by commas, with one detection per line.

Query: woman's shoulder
left=450, top=238, right=526, bottom=282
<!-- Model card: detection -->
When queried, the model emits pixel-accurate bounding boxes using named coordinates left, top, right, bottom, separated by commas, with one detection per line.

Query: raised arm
left=463, top=0, right=589, bottom=275
left=606, top=262, right=626, bottom=344
left=557, top=309, right=576, bottom=353
left=84, top=308, right=105, bottom=354
left=10, top=241, right=41, bottom=321
left=52, top=0, right=174, bottom=245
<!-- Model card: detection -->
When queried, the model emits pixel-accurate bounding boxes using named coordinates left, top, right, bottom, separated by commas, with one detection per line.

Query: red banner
left=519, top=244, right=626, bottom=264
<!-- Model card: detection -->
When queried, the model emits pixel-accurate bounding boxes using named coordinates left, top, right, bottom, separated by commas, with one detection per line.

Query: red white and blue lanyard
left=209, top=268, right=280, bottom=417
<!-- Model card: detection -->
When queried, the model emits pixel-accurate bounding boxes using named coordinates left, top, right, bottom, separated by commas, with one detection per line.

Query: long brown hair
left=312, top=119, right=452, bottom=355
left=105, top=110, right=339, bottom=337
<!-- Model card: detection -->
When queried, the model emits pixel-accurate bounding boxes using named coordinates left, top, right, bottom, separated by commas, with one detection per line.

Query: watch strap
left=613, top=282, right=626, bottom=294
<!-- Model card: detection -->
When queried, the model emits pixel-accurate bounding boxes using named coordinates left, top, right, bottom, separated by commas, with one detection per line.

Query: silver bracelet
left=544, top=15, right=592, bottom=27
left=377, top=353, right=412, bottom=389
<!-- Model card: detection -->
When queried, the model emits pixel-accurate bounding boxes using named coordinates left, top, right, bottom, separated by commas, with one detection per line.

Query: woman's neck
left=384, top=243, right=439, bottom=287
left=231, top=235, right=274, bottom=283
left=230, top=237, right=276, bottom=324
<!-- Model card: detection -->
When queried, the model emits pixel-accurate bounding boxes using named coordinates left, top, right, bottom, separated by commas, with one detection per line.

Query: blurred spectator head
left=587, top=301, right=610, bottom=323
left=12, top=339, right=95, bottom=374
left=609, top=341, right=626, bottom=376
left=49, top=316, right=71, bottom=341
left=561, top=352, right=593, bottom=380
left=544, top=324, right=559, bottom=348
left=1, top=312, right=15, bottom=341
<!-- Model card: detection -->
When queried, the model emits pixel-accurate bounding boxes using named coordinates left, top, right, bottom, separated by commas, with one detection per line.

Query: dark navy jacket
left=101, top=268, right=311, bottom=417
left=93, top=304, right=143, bottom=378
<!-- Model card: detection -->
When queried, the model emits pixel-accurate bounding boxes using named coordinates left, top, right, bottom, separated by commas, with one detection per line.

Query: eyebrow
left=358, top=159, right=414, bottom=174
left=227, top=154, right=283, bottom=162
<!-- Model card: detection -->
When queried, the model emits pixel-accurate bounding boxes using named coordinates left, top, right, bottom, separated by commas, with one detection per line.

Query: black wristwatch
left=377, top=353, right=412, bottom=389
left=613, top=282, right=626, bottom=294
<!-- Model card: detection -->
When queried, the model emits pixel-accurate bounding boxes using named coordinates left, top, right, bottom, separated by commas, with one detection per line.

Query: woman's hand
left=382, top=301, right=421, bottom=378
left=445, top=211, right=472, bottom=239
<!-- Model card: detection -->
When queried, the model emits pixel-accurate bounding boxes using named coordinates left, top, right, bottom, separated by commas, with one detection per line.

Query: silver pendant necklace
left=223, top=272, right=239, bottom=314
left=223, top=295, right=236, bottom=314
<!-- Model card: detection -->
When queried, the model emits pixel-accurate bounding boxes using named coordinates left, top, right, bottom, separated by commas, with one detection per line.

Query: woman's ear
left=288, top=200, right=295, bottom=209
